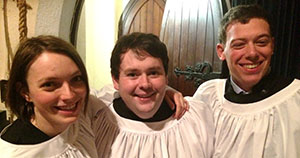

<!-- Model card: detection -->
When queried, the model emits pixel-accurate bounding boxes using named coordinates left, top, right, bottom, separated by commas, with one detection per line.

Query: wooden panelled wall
left=119, top=0, right=223, bottom=96
left=160, top=0, right=222, bottom=96
left=118, top=0, right=166, bottom=37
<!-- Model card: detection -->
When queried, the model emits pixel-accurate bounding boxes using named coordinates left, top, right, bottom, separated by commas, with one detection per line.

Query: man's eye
left=232, top=43, right=245, bottom=49
left=256, top=40, right=269, bottom=46
left=127, top=73, right=137, bottom=77
left=149, top=71, right=159, bottom=76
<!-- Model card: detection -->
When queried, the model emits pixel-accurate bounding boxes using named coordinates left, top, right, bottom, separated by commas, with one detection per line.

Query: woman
left=0, top=35, right=98, bottom=157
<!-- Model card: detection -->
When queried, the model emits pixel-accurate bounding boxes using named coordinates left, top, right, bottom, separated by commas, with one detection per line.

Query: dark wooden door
left=118, top=0, right=166, bottom=38
left=160, top=0, right=223, bottom=96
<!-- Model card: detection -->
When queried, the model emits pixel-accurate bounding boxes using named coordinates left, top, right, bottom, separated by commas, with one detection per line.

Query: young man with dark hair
left=93, top=32, right=214, bottom=158
left=193, top=4, right=300, bottom=158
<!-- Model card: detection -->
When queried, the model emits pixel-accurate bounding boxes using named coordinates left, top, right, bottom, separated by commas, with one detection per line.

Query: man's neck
left=113, top=98, right=175, bottom=122
left=230, top=76, right=251, bottom=94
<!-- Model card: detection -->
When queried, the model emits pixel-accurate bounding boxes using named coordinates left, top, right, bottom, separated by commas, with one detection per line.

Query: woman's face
left=23, top=51, right=87, bottom=136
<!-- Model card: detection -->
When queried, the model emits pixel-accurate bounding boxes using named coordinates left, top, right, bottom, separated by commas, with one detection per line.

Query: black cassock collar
left=224, top=74, right=294, bottom=104
left=1, top=119, right=51, bottom=144
left=113, top=97, right=175, bottom=122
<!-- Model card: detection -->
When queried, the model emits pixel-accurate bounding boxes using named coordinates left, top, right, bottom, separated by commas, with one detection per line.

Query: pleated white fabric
left=93, top=97, right=214, bottom=158
left=0, top=95, right=102, bottom=158
left=193, top=79, right=300, bottom=158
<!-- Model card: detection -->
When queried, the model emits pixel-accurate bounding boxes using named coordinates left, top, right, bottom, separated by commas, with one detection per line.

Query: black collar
left=113, top=98, right=175, bottom=122
left=1, top=119, right=51, bottom=144
left=224, top=74, right=293, bottom=103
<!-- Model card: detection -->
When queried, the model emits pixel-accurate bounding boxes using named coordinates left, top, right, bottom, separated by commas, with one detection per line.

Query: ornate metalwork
left=174, top=62, right=221, bottom=87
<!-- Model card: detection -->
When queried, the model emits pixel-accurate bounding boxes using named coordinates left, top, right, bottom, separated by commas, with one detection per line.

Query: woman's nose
left=60, top=82, right=75, bottom=100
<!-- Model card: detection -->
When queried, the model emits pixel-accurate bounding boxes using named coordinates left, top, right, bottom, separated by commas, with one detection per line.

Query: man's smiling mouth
left=241, top=62, right=262, bottom=69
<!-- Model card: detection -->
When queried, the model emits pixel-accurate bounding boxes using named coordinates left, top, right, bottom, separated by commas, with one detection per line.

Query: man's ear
left=216, top=43, right=226, bottom=61
left=111, top=75, right=120, bottom=90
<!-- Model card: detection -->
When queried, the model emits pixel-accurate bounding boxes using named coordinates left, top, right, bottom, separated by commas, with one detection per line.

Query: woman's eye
left=72, top=75, right=83, bottom=82
left=42, top=82, right=54, bottom=87
left=41, top=82, right=57, bottom=91
left=70, top=75, right=85, bottom=88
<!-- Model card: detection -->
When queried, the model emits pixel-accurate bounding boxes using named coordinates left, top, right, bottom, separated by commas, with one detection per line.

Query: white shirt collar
left=230, top=76, right=250, bottom=94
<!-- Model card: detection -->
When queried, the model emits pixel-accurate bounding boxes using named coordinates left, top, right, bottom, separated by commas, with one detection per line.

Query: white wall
left=35, top=0, right=76, bottom=41
left=85, top=0, right=129, bottom=90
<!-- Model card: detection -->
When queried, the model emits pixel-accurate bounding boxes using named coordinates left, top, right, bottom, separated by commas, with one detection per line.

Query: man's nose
left=139, top=74, right=152, bottom=89
left=246, top=43, right=259, bottom=60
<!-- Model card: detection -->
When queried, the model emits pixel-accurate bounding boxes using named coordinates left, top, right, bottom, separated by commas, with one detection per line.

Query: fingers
left=173, top=103, right=182, bottom=120
left=174, top=97, right=189, bottom=119
left=184, top=99, right=189, bottom=111
left=173, top=93, right=189, bottom=119
left=165, top=94, right=175, bottom=110
left=173, top=93, right=183, bottom=119
left=164, top=88, right=189, bottom=119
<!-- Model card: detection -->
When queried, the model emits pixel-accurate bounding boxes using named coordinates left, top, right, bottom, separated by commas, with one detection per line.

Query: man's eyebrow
left=122, top=68, right=138, bottom=73
left=256, top=34, right=272, bottom=39
left=230, top=33, right=271, bottom=43
left=148, top=66, right=164, bottom=71
left=229, top=38, right=247, bottom=45
left=231, top=38, right=246, bottom=42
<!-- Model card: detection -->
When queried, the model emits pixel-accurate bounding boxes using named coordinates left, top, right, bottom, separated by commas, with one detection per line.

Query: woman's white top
left=193, top=79, right=300, bottom=158
left=0, top=95, right=103, bottom=158
left=92, top=97, right=215, bottom=158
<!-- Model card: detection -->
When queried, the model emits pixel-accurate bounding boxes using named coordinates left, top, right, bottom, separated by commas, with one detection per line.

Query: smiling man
left=193, top=4, right=300, bottom=158
left=112, top=48, right=167, bottom=120
left=92, top=32, right=214, bottom=158
left=217, top=18, right=274, bottom=92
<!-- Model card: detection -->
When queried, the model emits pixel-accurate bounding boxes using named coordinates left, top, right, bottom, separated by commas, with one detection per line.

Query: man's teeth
left=137, top=94, right=153, bottom=98
left=244, top=64, right=259, bottom=69
left=139, top=95, right=150, bottom=98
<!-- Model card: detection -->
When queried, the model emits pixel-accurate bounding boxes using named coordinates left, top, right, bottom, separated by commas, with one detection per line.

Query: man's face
left=217, top=18, right=274, bottom=91
left=112, top=50, right=168, bottom=119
